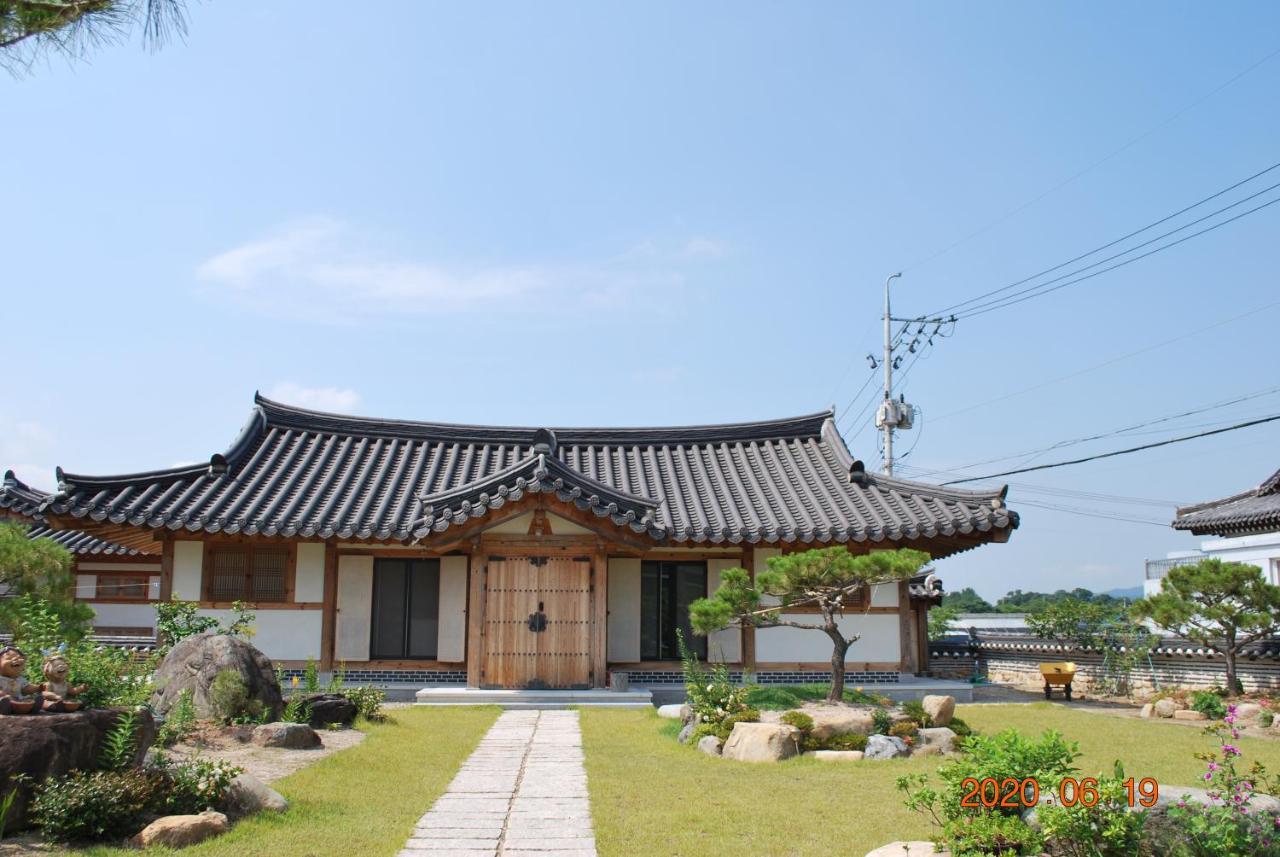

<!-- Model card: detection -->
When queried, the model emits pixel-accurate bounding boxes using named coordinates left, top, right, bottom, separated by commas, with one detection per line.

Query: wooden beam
left=319, top=540, right=338, bottom=671
left=591, top=542, right=608, bottom=688
left=465, top=544, right=485, bottom=688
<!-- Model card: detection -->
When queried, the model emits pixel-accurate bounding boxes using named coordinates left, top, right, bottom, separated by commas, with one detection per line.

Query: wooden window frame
left=201, top=542, right=296, bottom=605
left=94, top=573, right=153, bottom=602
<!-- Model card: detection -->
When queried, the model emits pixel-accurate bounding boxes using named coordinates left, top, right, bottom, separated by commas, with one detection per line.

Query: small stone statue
left=0, top=646, right=40, bottom=715
left=39, top=654, right=87, bottom=712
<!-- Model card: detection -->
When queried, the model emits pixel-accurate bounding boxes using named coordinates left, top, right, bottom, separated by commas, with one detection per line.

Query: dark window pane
left=640, top=562, right=661, bottom=660
left=674, top=563, right=707, bottom=660
left=640, top=561, right=707, bottom=660
left=407, top=560, right=440, bottom=658
left=370, top=560, right=407, bottom=659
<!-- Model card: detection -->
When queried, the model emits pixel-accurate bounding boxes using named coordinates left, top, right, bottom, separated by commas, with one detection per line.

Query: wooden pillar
left=157, top=536, right=174, bottom=603
left=319, top=540, right=338, bottom=671
left=898, top=580, right=914, bottom=675
left=465, top=543, right=485, bottom=688
left=591, top=542, right=609, bottom=688
left=741, top=548, right=756, bottom=680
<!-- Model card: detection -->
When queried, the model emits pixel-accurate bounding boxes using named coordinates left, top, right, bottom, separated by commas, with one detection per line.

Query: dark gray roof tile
left=1173, top=466, right=1280, bottom=536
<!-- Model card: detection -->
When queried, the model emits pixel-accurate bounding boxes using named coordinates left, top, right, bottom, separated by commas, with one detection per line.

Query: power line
left=928, top=164, right=1280, bottom=318
left=902, top=44, right=1280, bottom=274
left=1013, top=498, right=1171, bottom=528
left=941, top=414, right=1280, bottom=485
left=895, top=464, right=1183, bottom=507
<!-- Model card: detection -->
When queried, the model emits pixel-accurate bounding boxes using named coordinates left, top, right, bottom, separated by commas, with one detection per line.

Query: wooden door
left=481, top=556, right=592, bottom=689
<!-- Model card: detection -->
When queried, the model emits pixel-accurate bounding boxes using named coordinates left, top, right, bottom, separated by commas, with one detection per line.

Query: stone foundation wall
left=930, top=635, right=1280, bottom=695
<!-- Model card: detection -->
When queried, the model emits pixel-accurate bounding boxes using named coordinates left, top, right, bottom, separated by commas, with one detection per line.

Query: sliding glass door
left=370, top=558, right=440, bottom=659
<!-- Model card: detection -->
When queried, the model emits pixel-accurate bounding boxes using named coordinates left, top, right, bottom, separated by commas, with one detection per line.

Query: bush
left=678, top=628, right=750, bottom=735
left=948, top=716, right=974, bottom=738
left=779, top=710, right=814, bottom=735
left=155, top=599, right=254, bottom=650
left=1038, top=762, right=1147, bottom=857
left=1262, top=710, right=1275, bottom=728
left=871, top=708, right=893, bottom=735
left=901, top=700, right=933, bottom=728
left=157, top=689, right=197, bottom=746
left=148, top=756, right=241, bottom=815
left=208, top=669, right=262, bottom=723
left=99, top=710, right=139, bottom=772
left=345, top=686, right=386, bottom=721
left=1191, top=690, right=1227, bottom=720
left=804, top=732, right=868, bottom=752
left=889, top=720, right=919, bottom=741
left=282, top=695, right=311, bottom=724
left=940, top=812, right=1044, bottom=857
left=32, top=769, right=154, bottom=843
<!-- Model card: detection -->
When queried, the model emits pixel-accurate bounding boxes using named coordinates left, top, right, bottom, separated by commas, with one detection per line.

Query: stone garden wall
left=930, top=633, right=1280, bottom=694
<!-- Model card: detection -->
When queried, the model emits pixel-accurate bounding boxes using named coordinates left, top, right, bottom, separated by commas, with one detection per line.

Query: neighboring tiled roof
left=1173, top=466, right=1280, bottom=536
left=908, top=568, right=943, bottom=601
left=41, top=393, right=1018, bottom=552
left=2, top=471, right=146, bottom=556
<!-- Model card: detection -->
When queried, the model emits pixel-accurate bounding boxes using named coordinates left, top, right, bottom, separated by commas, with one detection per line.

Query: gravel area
left=165, top=724, right=366, bottom=783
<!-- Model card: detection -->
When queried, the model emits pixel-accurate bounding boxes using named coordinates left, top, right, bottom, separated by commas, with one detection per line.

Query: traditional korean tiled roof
left=1173, top=466, right=1280, bottom=536
left=2, top=471, right=146, bottom=555
left=39, top=393, right=1018, bottom=553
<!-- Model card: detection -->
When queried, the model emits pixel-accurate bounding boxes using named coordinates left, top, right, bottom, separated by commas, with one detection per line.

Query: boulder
left=677, top=723, right=695, bottom=744
left=1155, top=784, right=1280, bottom=814
left=294, top=693, right=357, bottom=728
left=1139, top=703, right=1154, bottom=718
left=220, top=772, right=289, bottom=819
left=921, top=695, right=955, bottom=727
left=1232, top=702, right=1262, bottom=721
left=1153, top=698, right=1177, bottom=718
left=808, top=707, right=876, bottom=740
left=916, top=727, right=958, bottom=755
left=864, top=734, right=910, bottom=760
left=808, top=750, right=864, bottom=762
left=721, top=723, right=801, bottom=763
left=133, top=811, right=228, bottom=849
left=252, top=722, right=322, bottom=749
left=696, top=735, right=723, bottom=756
left=151, top=633, right=283, bottom=721
left=1173, top=709, right=1207, bottom=721
left=865, top=842, right=949, bottom=856
left=0, top=707, right=156, bottom=831
left=656, top=703, right=685, bottom=719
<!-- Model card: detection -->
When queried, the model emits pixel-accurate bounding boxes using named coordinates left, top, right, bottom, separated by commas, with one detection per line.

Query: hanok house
left=3, top=394, right=1017, bottom=697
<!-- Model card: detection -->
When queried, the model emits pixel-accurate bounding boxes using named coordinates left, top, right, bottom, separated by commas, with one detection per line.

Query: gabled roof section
left=42, top=393, right=1018, bottom=553
left=2, top=471, right=146, bottom=555
left=1173, top=466, right=1280, bottom=537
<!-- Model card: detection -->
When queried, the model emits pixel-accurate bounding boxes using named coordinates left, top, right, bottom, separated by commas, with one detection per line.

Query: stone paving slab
left=399, top=710, right=597, bottom=857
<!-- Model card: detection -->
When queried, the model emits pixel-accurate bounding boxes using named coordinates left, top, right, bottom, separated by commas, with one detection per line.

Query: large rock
left=1153, top=698, right=1177, bottom=718
left=921, top=695, right=955, bottom=727
left=1173, top=709, right=1207, bottom=721
left=678, top=723, right=695, bottom=744
left=220, top=772, right=289, bottom=819
left=295, top=693, right=357, bottom=728
left=864, top=734, right=910, bottom=760
left=865, top=842, right=949, bottom=856
left=151, top=633, right=283, bottom=721
left=0, top=708, right=156, bottom=831
left=133, top=811, right=228, bottom=848
left=696, top=735, right=723, bottom=756
left=809, top=750, right=864, bottom=761
left=1231, top=702, right=1262, bottom=721
left=252, top=722, right=321, bottom=749
left=1139, top=703, right=1154, bottom=718
left=808, top=706, right=876, bottom=740
left=1155, top=784, right=1280, bottom=814
left=655, top=703, right=685, bottom=719
left=916, top=727, right=958, bottom=755
left=722, top=723, right=801, bottom=763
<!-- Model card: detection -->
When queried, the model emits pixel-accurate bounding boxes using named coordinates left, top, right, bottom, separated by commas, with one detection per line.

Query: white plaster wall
left=76, top=574, right=96, bottom=599
left=89, top=602, right=159, bottom=630
left=336, top=555, right=373, bottom=661
left=486, top=511, right=593, bottom=535
left=172, top=541, right=204, bottom=600
left=707, top=558, right=742, bottom=662
left=1200, top=533, right=1280, bottom=584
left=870, top=581, right=900, bottom=607
left=438, top=556, right=468, bottom=662
left=294, top=542, right=326, bottom=603
left=755, top=613, right=901, bottom=664
left=607, top=558, right=641, bottom=662
left=196, top=609, right=322, bottom=661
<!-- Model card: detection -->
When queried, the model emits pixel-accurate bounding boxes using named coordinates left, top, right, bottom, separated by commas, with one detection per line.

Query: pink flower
left=1222, top=744, right=1240, bottom=756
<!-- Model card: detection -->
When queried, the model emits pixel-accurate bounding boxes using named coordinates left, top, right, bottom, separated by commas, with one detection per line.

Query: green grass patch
left=582, top=702, right=1280, bottom=857
left=67, top=707, right=500, bottom=857
left=742, top=683, right=890, bottom=710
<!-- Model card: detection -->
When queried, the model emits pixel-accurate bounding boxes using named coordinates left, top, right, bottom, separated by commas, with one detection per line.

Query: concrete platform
left=414, top=687, right=654, bottom=709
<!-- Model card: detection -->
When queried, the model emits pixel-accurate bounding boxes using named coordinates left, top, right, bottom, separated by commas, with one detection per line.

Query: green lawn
left=66, top=706, right=500, bottom=857
left=581, top=702, right=1280, bottom=857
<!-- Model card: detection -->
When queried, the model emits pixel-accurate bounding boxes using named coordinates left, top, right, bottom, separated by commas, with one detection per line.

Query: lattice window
left=205, top=546, right=290, bottom=603
left=96, top=574, right=150, bottom=600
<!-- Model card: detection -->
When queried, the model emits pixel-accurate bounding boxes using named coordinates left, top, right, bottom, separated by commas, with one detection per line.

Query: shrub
left=99, top=709, right=139, bottom=772
left=940, top=812, right=1044, bottom=857
left=948, top=716, right=974, bottom=738
left=1262, top=710, right=1275, bottom=728
left=282, top=695, right=311, bottom=724
left=303, top=656, right=320, bottom=693
left=871, top=708, right=893, bottom=735
left=155, top=599, right=254, bottom=650
left=327, top=661, right=347, bottom=692
left=148, top=757, right=241, bottom=815
left=779, top=710, right=814, bottom=735
left=70, top=646, right=155, bottom=710
left=208, top=669, right=261, bottom=723
left=678, top=628, right=750, bottom=733
left=889, top=720, right=919, bottom=741
left=157, top=689, right=197, bottom=746
left=345, top=686, right=386, bottom=721
left=32, top=769, right=154, bottom=843
left=1038, top=762, right=1147, bottom=857
left=1191, top=690, right=1227, bottom=720
left=901, top=700, right=933, bottom=728
left=804, top=732, right=868, bottom=752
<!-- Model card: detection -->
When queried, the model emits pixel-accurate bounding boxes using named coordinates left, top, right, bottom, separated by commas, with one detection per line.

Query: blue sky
left=4, top=2, right=1279, bottom=599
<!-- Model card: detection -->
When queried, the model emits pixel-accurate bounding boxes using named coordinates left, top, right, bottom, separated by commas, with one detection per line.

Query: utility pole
left=880, top=273, right=902, bottom=475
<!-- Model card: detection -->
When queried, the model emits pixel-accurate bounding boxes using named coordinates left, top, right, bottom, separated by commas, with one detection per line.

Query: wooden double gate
left=480, top=556, right=593, bottom=689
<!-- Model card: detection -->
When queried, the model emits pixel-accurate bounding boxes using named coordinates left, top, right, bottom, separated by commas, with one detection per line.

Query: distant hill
left=1100, top=586, right=1144, bottom=601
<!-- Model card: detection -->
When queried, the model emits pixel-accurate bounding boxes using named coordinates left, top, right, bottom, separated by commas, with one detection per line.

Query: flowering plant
left=677, top=629, right=748, bottom=726
left=1166, top=704, right=1280, bottom=856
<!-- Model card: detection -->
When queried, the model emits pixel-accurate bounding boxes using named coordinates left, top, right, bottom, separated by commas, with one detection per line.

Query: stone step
left=413, top=687, right=653, bottom=709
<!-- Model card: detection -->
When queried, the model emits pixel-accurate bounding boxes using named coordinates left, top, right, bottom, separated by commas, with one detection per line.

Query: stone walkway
left=399, top=710, right=597, bottom=857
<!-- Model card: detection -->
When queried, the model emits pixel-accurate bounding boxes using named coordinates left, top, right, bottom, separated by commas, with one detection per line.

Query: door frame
left=466, top=535, right=609, bottom=689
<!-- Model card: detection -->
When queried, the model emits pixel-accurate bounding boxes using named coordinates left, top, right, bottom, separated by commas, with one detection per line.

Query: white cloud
left=0, top=419, right=58, bottom=491
left=264, top=382, right=362, bottom=414
left=196, top=219, right=704, bottom=322
left=680, top=237, right=732, bottom=259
